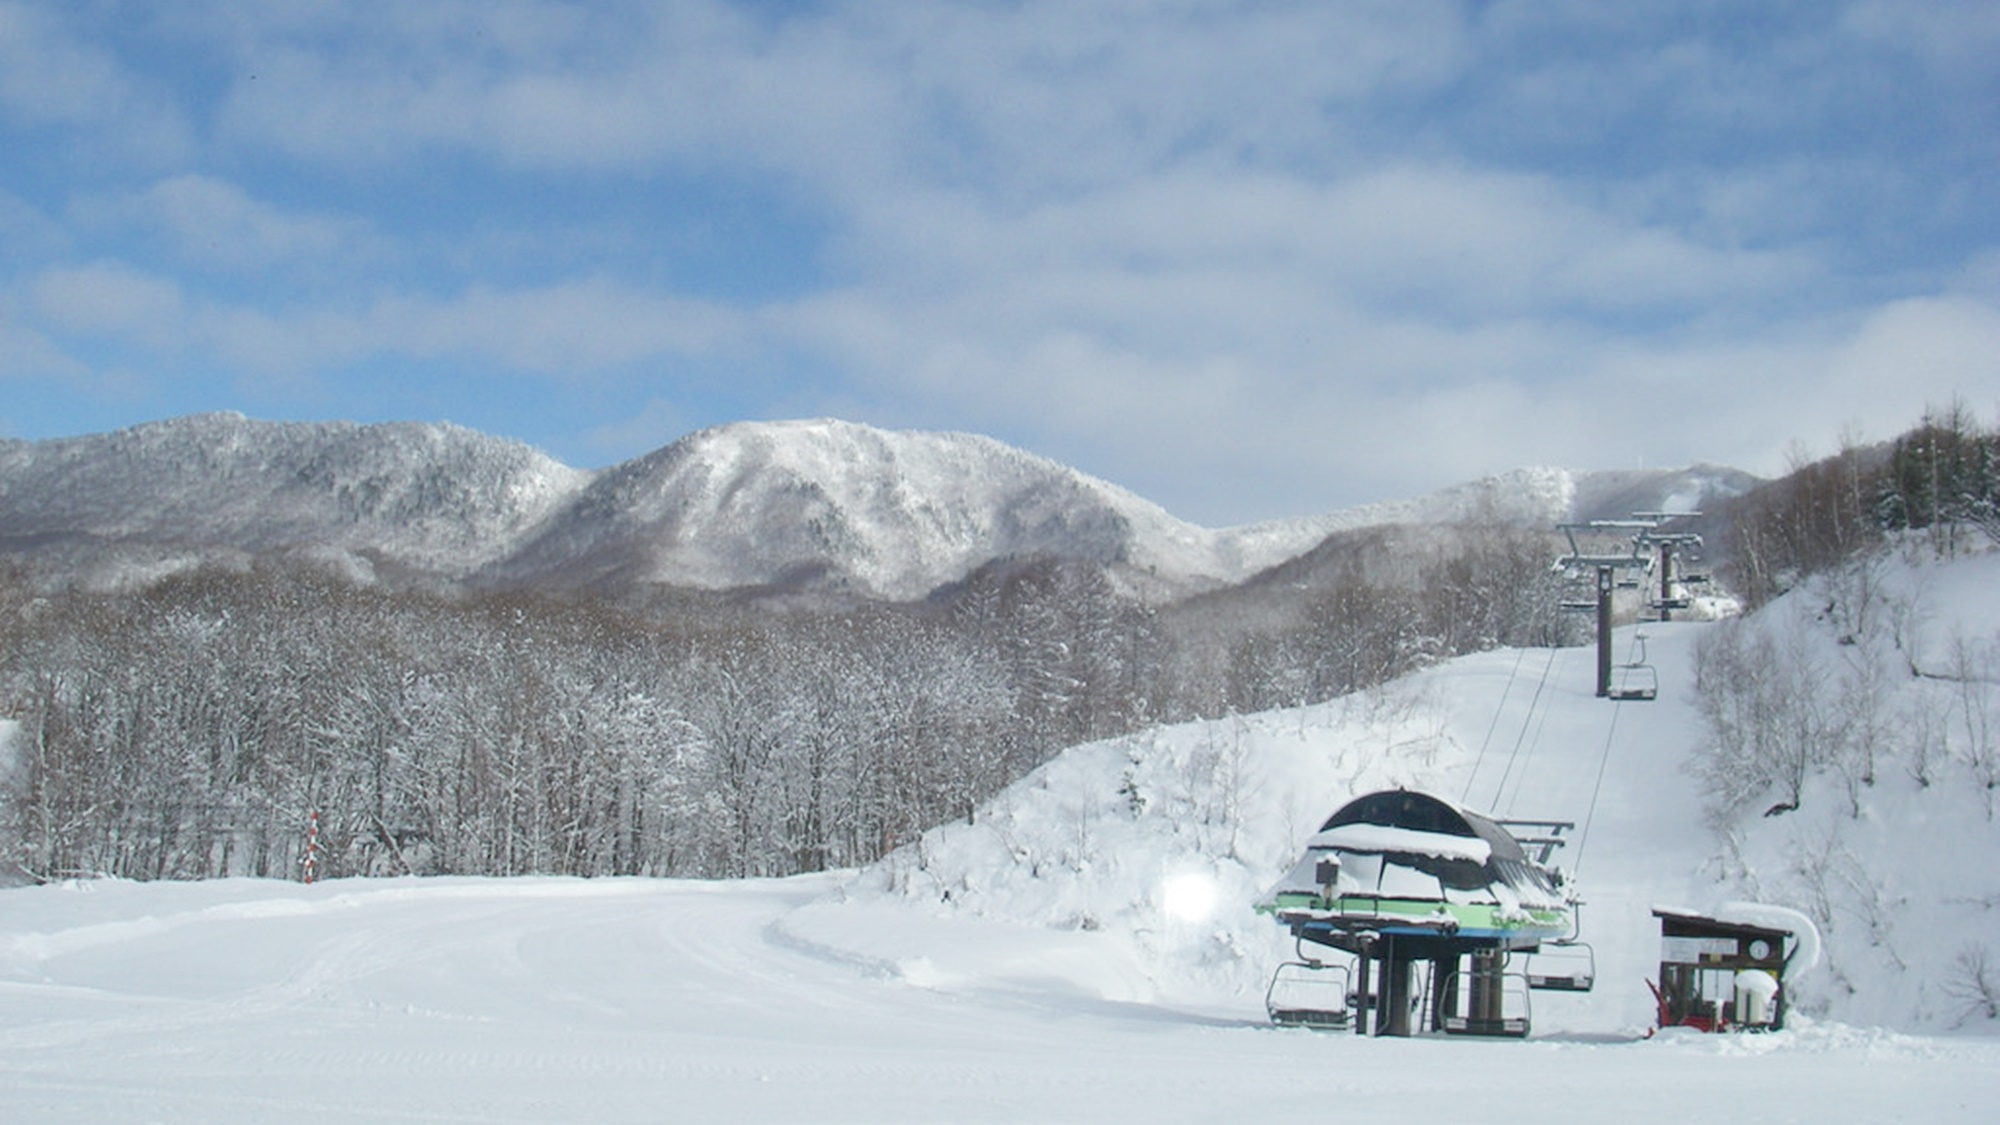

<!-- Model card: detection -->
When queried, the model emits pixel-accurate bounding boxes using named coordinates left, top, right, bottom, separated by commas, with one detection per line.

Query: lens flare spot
left=1162, top=873, right=1217, bottom=923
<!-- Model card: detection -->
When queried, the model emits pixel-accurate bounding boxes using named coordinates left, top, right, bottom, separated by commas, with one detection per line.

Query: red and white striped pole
left=302, top=810, right=321, bottom=885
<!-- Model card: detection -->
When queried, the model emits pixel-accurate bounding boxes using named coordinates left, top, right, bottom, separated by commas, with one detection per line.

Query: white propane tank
left=1734, top=969, right=1780, bottom=1027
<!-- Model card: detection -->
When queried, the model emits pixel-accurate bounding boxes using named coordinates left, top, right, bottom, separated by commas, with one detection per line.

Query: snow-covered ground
left=6, top=556, right=2000, bottom=1121
left=2, top=872, right=1991, bottom=1123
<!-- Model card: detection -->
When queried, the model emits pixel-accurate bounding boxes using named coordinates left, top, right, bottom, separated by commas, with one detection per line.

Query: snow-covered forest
left=0, top=524, right=1573, bottom=884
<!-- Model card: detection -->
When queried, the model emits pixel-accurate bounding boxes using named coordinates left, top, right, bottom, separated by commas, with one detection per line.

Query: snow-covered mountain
left=0, top=414, right=1757, bottom=600
left=472, top=418, right=1316, bottom=600
left=0, top=413, right=586, bottom=588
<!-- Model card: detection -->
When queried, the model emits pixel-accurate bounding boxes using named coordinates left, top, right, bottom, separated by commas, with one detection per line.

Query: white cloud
left=0, top=186, right=66, bottom=263
left=208, top=279, right=749, bottom=377
left=585, top=397, right=700, bottom=461
left=67, top=175, right=382, bottom=277
left=0, top=0, right=189, bottom=161
left=31, top=261, right=189, bottom=349
left=761, top=152, right=1832, bottom=516
left=779, top=188, right=2000, bottom=522
left=364, top=281, right=747, bottom=374
left=23, top=261, right=750, bottom=381
left=203, top=0, right=1470, bottom=197
left=1818, top=295, right=2000, bottom=433
left=0, top=313, right=88, bottom=381
left=142, top=176, right=364, bottom=273
left=1840, top=0, right=2000, bottom=73
left=0, top=1, right=133, bottom=126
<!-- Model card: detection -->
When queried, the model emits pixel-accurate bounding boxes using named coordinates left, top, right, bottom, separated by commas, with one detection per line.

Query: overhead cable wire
left=1489, top=644, right=1559, bottom=811
left=1569, top=697, right=1624, bottom=878
left=1573, top=630, right=1651, bottom=875
left=1504, top=669, right=1563, bottom=817
left=1461, top=646, right=1530, bottom=804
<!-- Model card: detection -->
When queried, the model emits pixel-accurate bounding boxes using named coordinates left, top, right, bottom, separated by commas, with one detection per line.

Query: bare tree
left=1944, top=944, right=2000, bottom=1026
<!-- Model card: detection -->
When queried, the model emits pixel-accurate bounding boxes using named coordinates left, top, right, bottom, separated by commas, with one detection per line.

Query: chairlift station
left=1255, top=790, right=1801, bottom=1038
left=1256, top=789, right=1591, bottom=1037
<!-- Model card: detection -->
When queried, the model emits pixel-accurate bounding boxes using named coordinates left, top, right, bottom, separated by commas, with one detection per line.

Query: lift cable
left=1503, top=675, right=1562, bottom=817
left=1488, top=644, right=1560, bottom=812
left=1570, top=628, right=1647, bottom=876
left=1461, top=646, right=1530, bottom=805
left=1568, top=700, right=1623, bottom=878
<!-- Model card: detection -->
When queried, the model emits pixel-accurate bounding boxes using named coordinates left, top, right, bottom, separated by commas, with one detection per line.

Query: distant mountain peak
left=484, top=415, right=1232, bottom=600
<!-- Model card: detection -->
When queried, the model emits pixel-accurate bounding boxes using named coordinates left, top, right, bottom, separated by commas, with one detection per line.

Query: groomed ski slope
left=5, top=589, right=1999, bottom=1120
left=1, top=871, right=1990, bottom=1123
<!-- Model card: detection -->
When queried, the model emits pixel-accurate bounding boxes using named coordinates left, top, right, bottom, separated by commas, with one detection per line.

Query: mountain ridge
left=0, top=414, right=1759, bottom=600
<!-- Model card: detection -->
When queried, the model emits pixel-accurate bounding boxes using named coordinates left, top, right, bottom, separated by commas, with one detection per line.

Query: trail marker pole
left=302, top=810, right=321, bottom=885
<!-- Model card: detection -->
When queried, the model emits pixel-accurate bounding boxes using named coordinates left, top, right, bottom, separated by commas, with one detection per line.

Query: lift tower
left=1631, top=513, right=1704, bottom=622
left=1556, top=520, right=1654, bottom=699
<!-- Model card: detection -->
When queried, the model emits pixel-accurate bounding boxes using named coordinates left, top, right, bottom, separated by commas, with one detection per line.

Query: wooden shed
left=1649, top=907, right=1792, bottom=1032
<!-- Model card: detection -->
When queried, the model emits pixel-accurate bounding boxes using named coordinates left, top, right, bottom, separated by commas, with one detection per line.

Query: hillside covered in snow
left=795, top=543, right=2000, bottom=1036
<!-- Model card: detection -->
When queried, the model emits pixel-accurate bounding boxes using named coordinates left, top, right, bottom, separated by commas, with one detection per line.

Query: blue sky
left=3, top=1, right=1997, bottom=525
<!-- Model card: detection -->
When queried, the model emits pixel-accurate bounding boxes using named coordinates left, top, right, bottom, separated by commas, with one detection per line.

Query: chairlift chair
left=1608, top=663, right=1658, bottom=702
left=1608, top=632, right=1659, bottom=701
left=1265, top=949, right=1354, bottom=1030
left=1435, top=952, right=1533, bottom=1038
left=1524, top=941, right=1597, bottom=992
